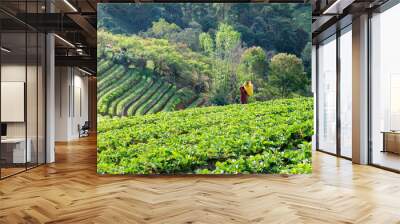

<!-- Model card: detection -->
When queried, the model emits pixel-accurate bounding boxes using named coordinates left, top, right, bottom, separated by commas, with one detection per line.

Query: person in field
left=240, top=80, right=253, bottom=104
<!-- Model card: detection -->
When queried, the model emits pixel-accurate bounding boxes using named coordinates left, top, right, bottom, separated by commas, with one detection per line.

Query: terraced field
left=97, top=59, right=204, bottom=117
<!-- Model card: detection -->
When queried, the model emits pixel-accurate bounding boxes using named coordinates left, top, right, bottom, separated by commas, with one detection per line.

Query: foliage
left=141, top=19, right=203, bottom=51
left=98, top=30, right=212, bottom=93
left=172, top=27, right=202, bottom=51
left=96, top=4, right=313, bottom=176
left=237, top=46, right=267, bottom=85
left=98, top=3, right=311, bottom=57
left=141, top=18, right=182, bottom=39
left=199, top=32, right=214, bottom=55
left=215, top=23, right=241, bottom=59
left=268, top=53, right=307, bottom=98
left=98, top=4, right=312, bottom=106
left=97, top=97, right=313, bottom=174
left=200, top=24, right=245, bottom=105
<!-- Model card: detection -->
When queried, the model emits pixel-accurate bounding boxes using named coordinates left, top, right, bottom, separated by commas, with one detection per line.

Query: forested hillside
left=98, top=4, right=311, bottom=58
left=97, top=3, right=311, bottom=116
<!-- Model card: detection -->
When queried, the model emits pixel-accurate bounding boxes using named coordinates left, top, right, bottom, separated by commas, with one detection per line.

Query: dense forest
left=97, top=3, right=312, bottom=111
left=98, top=4, right=311, bottom=57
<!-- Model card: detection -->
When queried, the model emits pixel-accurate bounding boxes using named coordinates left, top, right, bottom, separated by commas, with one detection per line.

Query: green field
left=97, top=59, right=204, bottom=117
left=97, top=4, right=313, bottom=175
left=97, top=97, right=313, bottom=174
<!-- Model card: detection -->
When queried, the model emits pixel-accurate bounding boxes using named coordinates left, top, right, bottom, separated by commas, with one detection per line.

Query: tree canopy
left=98, top=3, right=311, bottom=58
left=268, top=53, right=307, bottom=98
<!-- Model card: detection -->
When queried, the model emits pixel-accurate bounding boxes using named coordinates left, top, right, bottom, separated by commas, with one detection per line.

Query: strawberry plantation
left=97, top=97, right=313, bottom=174
left=97, top=4, right=313, bottom=175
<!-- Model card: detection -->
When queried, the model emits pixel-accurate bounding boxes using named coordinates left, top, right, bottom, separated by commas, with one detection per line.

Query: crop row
left=116, top=77, right=154, bottom=116
left=126, top=81, right=163, bottom=115
left=98, top=70, right=142, bottom=115
left=98, top=69, right=136, bottom=99
left=135, top=83, right=172, bottom=115
left=97, top=59, right=203, bottom=116
left=187, top=97, right=204, bottom=109
left=146, top=86, right=177, bottom=114
left=98, top=65, right=125, bottom=92
left=97, top=59, right=114, bottom=76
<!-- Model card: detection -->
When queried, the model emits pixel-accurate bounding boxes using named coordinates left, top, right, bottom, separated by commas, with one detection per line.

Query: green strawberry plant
left=97, top=97, right=313, bottom=174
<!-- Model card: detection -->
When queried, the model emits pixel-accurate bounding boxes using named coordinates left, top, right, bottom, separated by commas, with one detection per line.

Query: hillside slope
left=97, top=97, right=313, bottom=174
left=97, top=59, right=203, bottom=116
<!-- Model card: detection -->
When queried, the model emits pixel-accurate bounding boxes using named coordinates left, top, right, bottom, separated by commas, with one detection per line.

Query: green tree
left=142, top=18, right=182, bottom=39
left=208, top=24, right=243, bottom=105
left=199, top=32, right=214, bottom=55
left=237, top=46, right=267, bottom=84
left=215, top=23, right=241, bottom=59
left=268, top=53, right=306, bottom=98
left=171, top=27, right=201, bottom=51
